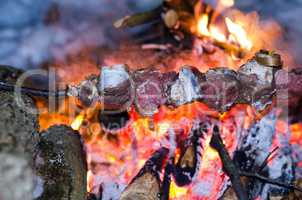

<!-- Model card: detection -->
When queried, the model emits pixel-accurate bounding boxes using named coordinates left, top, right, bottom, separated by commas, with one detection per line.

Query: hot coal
left=33, top=125, right=87, bottom=200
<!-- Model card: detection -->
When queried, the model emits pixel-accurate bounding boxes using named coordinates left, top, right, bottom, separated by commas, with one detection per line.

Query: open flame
left=71, top=114, right=85, bottom=130
left=196, top=3, right=253, bottom=51
left=225, top=17, right=253, bottom=50
left=36, top=0, right=300, bottom=199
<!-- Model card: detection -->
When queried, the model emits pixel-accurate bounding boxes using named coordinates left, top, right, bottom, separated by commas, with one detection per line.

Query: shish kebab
left=0, top=50, right=298, bottom=117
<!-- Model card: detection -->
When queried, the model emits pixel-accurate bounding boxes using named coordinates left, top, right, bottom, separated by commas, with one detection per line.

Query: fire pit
left=0, top=0, right=302, bottom=200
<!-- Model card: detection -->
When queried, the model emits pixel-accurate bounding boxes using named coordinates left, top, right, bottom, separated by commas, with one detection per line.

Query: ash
left=235, top=111, right=277, bottom=172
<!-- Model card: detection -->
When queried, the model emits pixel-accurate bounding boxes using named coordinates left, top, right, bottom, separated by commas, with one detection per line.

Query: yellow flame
left=156, top=122, right=171, bottom=137
left=71, top=114, right=84, bottom=130
left=197, top=15, right=227, bottom=43
left=197, top=14, right=210, bottom=36
left=169, top=181, right=188, bottom=199
left=209, top=26, right=227, bottom=42
left=225, top=17, right=253, bottom=50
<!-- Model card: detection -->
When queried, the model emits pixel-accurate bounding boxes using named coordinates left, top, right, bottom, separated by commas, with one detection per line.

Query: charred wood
left=170, top=121, right=206, bottom=186
left=210, top=125, right=249, bottom=200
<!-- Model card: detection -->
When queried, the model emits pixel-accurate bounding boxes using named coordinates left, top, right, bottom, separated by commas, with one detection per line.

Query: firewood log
left=34, top=125, right=87, bottom=200
left=120, top=147, right=168, bottom=200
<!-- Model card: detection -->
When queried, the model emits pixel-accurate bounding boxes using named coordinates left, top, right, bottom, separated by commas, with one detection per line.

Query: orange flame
left=225, top=17, right=253, bottom=50
left=71, top=114, right=85, bottom=130
left=196, top=0, right=254, bottom=52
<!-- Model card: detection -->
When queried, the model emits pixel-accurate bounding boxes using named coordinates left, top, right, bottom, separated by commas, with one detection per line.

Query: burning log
left=232, top=111, right=277, bottom=199
left=0, top=65, right=42, bottom=200
left=170, top=121, right=206, bottom=186
left=210, top=125, right=249, bottom=200
left=120, top=147, right=168, bottom=200
left=33, top=125, right=87, bottom=200
left=260, top=150, right=294, bottom=199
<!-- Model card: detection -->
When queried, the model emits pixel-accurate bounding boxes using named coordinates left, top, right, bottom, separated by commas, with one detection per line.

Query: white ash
left=260, top=149, right=294, bottom=199
left=235, top=111, right=277, bottom=171
left=92, top=175, right=126, bottom=200
left=169, top=66, right=202, bottom=106
left=192, top=179, right=215, bottom=197
left=101, top=181, right=125, bottom=200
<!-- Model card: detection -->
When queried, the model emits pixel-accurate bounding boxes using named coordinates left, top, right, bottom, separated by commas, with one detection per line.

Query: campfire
left=0, top=0, right=302, bottom=200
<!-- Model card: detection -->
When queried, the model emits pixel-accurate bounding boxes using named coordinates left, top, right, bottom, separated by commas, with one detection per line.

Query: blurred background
left=0, top=0, right=301, bottom=68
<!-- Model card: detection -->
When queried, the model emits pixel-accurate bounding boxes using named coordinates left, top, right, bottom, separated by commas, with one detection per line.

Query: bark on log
left=34, top=125, right=87, bottom=200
